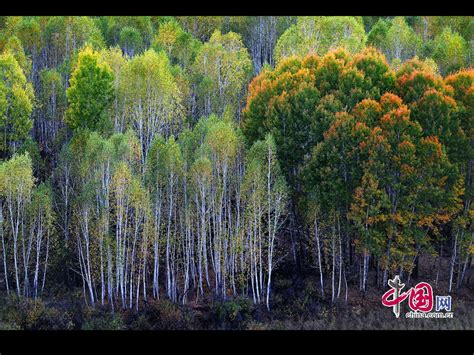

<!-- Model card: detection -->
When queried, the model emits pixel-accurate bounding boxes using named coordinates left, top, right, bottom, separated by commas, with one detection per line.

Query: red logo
left=381, top=276, right=433, bottom=318
left=408, top=282, right=433, bottom=312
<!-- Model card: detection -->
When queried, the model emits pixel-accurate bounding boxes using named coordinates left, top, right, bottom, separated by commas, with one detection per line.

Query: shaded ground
left=0, top=254, right=472, bottom=330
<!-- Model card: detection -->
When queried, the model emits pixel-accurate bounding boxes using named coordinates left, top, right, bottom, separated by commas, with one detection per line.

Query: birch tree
left=0, top=153, right=34, bottom=296
left=243, top=133, right=287, bottom=309
left=121, top=49, right=185, bottom=165
left=193, top=30, right=252, bottom=119
left=274, top=16, right=366, bottom=64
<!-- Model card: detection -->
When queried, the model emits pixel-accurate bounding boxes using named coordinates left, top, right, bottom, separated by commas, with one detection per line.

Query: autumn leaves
left=243, top=48, right=473, bottom=301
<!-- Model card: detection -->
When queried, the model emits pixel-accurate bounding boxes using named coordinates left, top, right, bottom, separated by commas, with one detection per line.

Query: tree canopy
left=0, top=16, right=472, bottom=329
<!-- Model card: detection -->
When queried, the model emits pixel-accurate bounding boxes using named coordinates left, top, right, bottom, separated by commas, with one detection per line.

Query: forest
left=0, top=16, right=472, bottom=330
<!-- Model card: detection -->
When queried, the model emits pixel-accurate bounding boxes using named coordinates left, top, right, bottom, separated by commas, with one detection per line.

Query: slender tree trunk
left=457, top=237, right=472, bottom=289
left=449, top=230, right=458, bottom=293
left=0, top=208, right=9, bottom=294
left=314, top=217, right=324, bottom=298
left=331, top=225, right=335, bottom=304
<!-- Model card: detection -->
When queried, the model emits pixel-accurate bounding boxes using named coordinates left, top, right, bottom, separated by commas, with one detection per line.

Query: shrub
left=209, top=298, right=255, bottom=329
left=81, top=312, right=125, bottom=330
left=1, top=296, right=74, bottom=330
left=145, top=299, right=187, bottom=329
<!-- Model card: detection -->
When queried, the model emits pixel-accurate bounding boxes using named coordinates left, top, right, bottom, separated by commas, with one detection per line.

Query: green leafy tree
left=35, top=68, right=67, bottom=155
left=99, top=46, right=128, bottom=133
left=153, top=19, right=201, bottom=71
left=3, top=35, right=31, bottom=78
left=428, top=17, right=474, bottom=44
left=65, top=45, right=114, bottom=133
left=431, top=27, right=468, bottom=75
left=28, top=182, right=55, bottom=299
left=350, top=97, right=460, bottom=288
left=367, top=18, right=391, bottom=49
left=243, top=48, right=395, bottom=196
left=274, top=16, right=366, bottom=64
left=383, top=17, right=422, bottom=65
left=444, top=69, right=474, bottom=291
left=193, top=30, right=252, bottom=118
left=120, top=48, right=185, bottom=164
left=0, top=51, right=34, bottom=158
left=119, top=26, right=143, bottom=57
left=0, top=153, right=35, bottom=296
left=146, top=134, right=184, bottom=302
left=226, top=16, right=296, bottom=74
left=1, top=17, right=42, bottom=82
left=242, top=133, right=287, bottom=309
left=42, top=16, right=105, bottom=70
left=176, top=16, right=225, bottom=42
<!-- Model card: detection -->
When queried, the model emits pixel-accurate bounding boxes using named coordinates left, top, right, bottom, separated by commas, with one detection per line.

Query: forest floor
left=247, top=253, right=473, bottom=330
left=0, top=254, right=472, bottom=330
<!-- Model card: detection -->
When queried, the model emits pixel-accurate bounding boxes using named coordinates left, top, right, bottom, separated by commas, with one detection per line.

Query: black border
left=0, top=330, right=472, bottom=354
left=2, top=0, right=472, bottom=16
